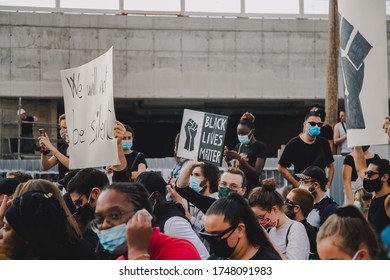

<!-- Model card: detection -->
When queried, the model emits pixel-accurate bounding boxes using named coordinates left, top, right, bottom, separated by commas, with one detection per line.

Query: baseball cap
left=16, top=108, right=26, bottom=116
left=295, top=165, right=327, bottom=186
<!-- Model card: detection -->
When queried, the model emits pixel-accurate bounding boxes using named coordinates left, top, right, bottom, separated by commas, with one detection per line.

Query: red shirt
left=117, top=227, right=201, bottom=260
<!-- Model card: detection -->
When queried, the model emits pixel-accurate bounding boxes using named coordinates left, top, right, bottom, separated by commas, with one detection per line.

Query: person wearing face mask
left=166, top=160, right=219, bottom=234
left=353, top=146, right=390, bottom=234
left=296, top=165, right=338, bottom=229
left=135, top=171, right=209, bottom=259
left=248, top=178, right=310, bottom=260
left=175, top=166, right=247, bottom=215
left=66, top=168, right=110, bottom=258
left=121, top=124, right=147, bottom=181
left=343, top=145, right=380, bottom=205
left=284, top=188, right=319, bottom=259
left=200, top=192, right=281, bottom=260
left=353, top=187, right=372, bottom=219
left=316, top=205, right=381, bottom=260
left=224, top=112, right=267, bottom=195
left=278, top=112, right=334, bottom=190
left=39, top=114, right=70, bottom=182
left=93, top=182, right=201, bottom=260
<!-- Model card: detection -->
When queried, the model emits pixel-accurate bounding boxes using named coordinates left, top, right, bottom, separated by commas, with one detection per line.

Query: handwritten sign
left=339, top=0, right=388, bottom=146
left=177, top=109, right=228, bottom=166
left=61, top=47, right=118, bottom=169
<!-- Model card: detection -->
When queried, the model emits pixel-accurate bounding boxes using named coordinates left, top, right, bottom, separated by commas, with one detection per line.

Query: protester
left=174, top=166, right=247, bottom=215
left=224, top=112, right=267, bottom=194
left=1, top=189, right=91, bottom=259
left=353, top=187, right=372, bottom=219
left=353, top=147, right=390, bottom=234
left=296, top=166, right=338, bottom=229
left=167, top=160, right=219, bottom=233
left=136, top=171, right=210, bottom=259
left=278, top=112, right=334, bottom=190
left=285, top=188, right=319, bottom=259
left=39, top=114, right=70, bottom=181
left=333, top=109, right=353, bottom=156
left=317, top=205, right=381, bottom=260
left=200, top=192, right=281, bottom=260
left=122, top=124, right=147, bottom=181
left=16, top=108, right=38, bottom=154
left=93, top=182, right=201, bottom=260
left=343, top=146, right=380, bottom=205
left=248, top=178, right=310, bottom=260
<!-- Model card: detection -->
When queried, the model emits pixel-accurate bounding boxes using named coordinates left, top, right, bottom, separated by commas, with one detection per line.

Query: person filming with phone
left=39, top=114, right=70, bottom=182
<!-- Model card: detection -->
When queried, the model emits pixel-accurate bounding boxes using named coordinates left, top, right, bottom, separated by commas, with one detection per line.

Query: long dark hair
left=206, top=192, right=278, bottom=253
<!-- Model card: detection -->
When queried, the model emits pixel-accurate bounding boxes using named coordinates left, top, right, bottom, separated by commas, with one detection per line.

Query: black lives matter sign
left=178, top=109, right=228, bottom=166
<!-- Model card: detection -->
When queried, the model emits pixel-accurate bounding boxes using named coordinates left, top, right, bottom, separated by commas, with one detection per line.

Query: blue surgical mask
left=189, top=176, right=203, bottom=192
left=122, top=140, right=133, bottom=150
left=95, top=223, right=128, bottom=255
left=307, top=126, right=321, bottom=137
left=238, top=134, right=250, bottom=145
left=353, top=200, right=364, bottom=212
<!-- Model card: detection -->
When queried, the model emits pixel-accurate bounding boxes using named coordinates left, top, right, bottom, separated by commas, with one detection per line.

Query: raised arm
left=352, top=147, right=366, bottom=181
left=112, top=120, right=127, bottom=172
left=39, top=134, right=69, bottom=170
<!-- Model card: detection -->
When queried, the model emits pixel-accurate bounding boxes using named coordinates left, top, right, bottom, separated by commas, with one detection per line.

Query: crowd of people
left=0, top=108, right=390, bottom=260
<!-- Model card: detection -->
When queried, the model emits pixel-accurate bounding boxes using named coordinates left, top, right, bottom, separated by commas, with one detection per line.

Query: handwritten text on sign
left=61, top=47, right=118, bottom=169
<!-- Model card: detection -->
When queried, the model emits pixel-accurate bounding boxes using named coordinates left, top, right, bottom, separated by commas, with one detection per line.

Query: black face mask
left=75, top=203, right=95, bottom=223
left=208, top=236, right=240, bottom=259
left=284, top=204, right=296, bottom=220
left=363, top=177, right=383, bottom=193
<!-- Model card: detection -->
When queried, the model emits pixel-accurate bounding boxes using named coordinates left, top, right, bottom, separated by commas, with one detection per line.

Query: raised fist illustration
left=340, top=17, right=372, bottom=129
left=184, top=118, right=198, bottom=151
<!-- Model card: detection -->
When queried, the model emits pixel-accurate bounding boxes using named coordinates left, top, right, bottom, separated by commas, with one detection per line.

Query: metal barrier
left=0, top=155, right=344, bottom=204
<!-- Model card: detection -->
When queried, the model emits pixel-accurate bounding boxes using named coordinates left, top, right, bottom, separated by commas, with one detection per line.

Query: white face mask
left=299, top=184, right=310, bottom=192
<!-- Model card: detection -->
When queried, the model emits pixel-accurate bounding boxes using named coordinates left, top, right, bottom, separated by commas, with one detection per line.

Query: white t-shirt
left=268, top=219, right=310, bottom=260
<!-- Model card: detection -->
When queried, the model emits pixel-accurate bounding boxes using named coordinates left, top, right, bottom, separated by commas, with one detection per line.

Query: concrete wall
left=0, top=11, right=342, bottom=100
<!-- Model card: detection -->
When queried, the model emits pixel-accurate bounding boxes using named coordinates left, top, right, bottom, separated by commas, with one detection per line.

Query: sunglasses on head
left=364, top=170, right=381, bottom=178
left=306, top=121, right=323, bottom=127
left=199, top=224, right=237, bottom=242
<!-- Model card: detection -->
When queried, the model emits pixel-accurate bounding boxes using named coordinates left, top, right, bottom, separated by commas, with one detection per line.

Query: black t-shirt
left=125, top=151, right=147, bottom=173
left=278, top=135, right=334, bottom=179
left=21, top=116, right=34, bottom=136
left=320, top=124, right=333, bottom=141
left=58, top=143, right=69, bottom=181
left=314, top=196, right=338, bottom=227
left=343, top=153, right=381, bottom=181
left=368, top=193, right=390, bottom=234
left=234, top=140, right=267, bottom=190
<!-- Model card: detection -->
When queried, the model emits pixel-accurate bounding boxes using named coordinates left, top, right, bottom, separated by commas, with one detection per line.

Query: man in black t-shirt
left=17, top=108, right=38, bottom=154
left=278, top=112, right=334, bottom=190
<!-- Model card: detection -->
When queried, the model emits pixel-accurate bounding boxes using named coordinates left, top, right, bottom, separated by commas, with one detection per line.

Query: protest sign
left=61, top=47, right=118, bottom=169
left=339, top=0, right=388, bottom=146
left=177, top=109, right=228, bottom=166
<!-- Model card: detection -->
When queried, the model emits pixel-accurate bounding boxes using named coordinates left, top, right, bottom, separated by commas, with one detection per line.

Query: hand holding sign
left=184, top=118, right=198, bottom=152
